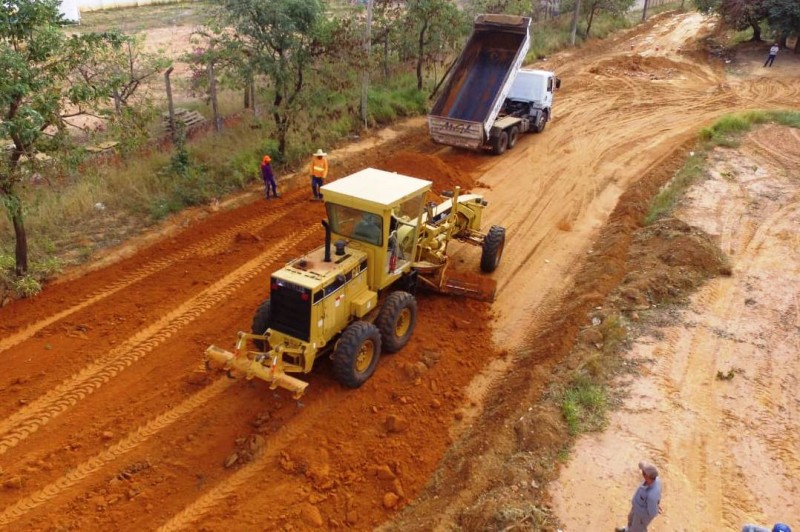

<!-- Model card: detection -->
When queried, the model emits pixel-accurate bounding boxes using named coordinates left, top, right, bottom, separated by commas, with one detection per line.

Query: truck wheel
left=251, top=299, right=271, bottom=351
left=508, top=126, right=520, bottom=149
left=376, top=291, right=417, bottom=353
left=333, top=321, right=382, bottom=388
left=491, top=131, right=508, bottom=155
left=480, top=226, right=506, bottom=273
left=533, top=111, right=548, bottom=133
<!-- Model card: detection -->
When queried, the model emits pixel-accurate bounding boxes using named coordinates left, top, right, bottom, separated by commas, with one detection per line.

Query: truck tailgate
left=428, top=14, right=531, bottom=149
left=427, top=116, right=484, bottom=150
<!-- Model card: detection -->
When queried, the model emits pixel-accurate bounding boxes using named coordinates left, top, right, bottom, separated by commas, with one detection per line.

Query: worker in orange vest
left=310, top=148, right=328, bottom=200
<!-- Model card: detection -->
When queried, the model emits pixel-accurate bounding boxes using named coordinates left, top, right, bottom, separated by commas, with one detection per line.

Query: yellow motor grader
left=204, top=168, right=505, bottom=398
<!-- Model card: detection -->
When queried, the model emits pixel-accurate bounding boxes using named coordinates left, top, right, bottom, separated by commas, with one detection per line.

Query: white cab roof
left=321, top=168, right=432, bottom=207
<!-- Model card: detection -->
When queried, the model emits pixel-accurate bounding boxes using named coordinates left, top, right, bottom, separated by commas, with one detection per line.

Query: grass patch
left=645, top=150, right=706, bottom=224
left=561, top=375, right=609, bottom=436
left=648, top=110, right=800, bottom=224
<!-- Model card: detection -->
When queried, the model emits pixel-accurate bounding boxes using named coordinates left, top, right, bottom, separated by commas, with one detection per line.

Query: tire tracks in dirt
left=0, top=206, right=298, bottom=356
left=0, top=228, right=315, bottom=456
left=0, top=379, right=232, bottom=527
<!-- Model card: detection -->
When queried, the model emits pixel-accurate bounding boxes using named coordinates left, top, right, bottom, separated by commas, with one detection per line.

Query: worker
left=309, top=148, right=328, bottom=200
left=261, top=155, right=278, bottom=199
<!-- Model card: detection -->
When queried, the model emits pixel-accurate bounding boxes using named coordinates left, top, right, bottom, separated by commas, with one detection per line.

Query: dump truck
left=205, top=168, right=506, bottom=398
left=427, top=14, right=560, bottom=155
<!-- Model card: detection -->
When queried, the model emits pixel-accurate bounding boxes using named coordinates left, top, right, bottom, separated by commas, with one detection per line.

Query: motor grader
left=204, top=168, right=505, bottom=398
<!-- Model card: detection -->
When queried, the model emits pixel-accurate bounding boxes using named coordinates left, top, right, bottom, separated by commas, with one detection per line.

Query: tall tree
left=0, top=0, right=123, bottom=276
left=584, top=0, right=635, bottom=37
left=404, top=0, right=463, bottom=90
left=765, top=0, right=800, bottom=53
left=695, top=0, right=768, bottom=41
left=206, top=0, right=327, bottom=156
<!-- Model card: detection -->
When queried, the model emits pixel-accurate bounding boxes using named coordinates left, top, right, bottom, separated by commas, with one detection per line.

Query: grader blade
left=442, top=273, right=497, bottom=301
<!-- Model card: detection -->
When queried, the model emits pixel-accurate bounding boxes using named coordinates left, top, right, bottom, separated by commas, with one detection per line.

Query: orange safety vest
left=310, top=156, right=328, bottom=178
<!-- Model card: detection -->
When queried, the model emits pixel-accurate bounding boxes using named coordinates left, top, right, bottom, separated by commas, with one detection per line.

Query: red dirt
left=2, top=9, right=800, bottom=532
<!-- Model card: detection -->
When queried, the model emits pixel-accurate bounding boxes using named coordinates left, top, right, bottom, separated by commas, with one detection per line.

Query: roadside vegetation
left=551, top=109, right=800, bottom=447
left=1, top=0, right=684, bottom=301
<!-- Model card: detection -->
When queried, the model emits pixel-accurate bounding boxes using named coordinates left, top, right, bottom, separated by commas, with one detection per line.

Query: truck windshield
left=326, top=204, right=384, bottom=246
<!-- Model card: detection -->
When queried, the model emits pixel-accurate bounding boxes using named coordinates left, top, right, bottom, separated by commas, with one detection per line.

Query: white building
left=59, top=0, right=184, bottom=22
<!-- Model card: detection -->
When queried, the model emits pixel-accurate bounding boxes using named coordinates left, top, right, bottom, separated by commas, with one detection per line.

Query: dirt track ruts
left=2, top=9, right=800, bottom=531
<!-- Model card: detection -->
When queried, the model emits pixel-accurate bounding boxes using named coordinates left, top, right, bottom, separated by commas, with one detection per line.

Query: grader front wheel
left=480, top=226, right=506, bottom=273
left=376, top=291, right=417, bottom=353
left=334, top=321, right=382, bottom=388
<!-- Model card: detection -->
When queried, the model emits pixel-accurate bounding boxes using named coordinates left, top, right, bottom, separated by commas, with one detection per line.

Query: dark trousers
left=264, top=177, right=277, bottom=198
left=311, top=176, right=324, bottom=199
left=764, top=54, right=776, bottom=67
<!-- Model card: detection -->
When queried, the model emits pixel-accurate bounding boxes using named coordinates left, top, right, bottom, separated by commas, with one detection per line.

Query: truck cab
left=505, top=69, right=560, bottom=123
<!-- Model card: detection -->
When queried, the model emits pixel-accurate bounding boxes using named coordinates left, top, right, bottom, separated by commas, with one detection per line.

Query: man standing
left=615, top=462, right=662, bottom=532
left=261, top=155, right=278, bottom=199
left=310, top=148, right=328, bottom=200
left=764, top=43, right=779, bottom=67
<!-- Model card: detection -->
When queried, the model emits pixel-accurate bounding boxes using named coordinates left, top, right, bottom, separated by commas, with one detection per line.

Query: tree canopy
left=1, top=0, right=126, bottom=275
left=696, top=0, right=800, bottom=49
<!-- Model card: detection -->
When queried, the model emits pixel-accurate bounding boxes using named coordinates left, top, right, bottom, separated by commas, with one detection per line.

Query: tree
left=765, top=0, right=800, bottom=53
left=75, top=34, right=169, bottom=117
left=584, top=0, right=635, bottom=37
left=404, top=0, right=463, bottom=90
left=0, top=0, right=123, bottom=276
left=695, top=0, right=768, bottom=42
left=206, top=0, right=327, bottom=156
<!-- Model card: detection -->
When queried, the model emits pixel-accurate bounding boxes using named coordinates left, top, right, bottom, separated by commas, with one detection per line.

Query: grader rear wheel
left=250, top=299, right=271, bottom=351
left=376, top=291, right=417, bottom=353
left=333, top=321, right=382, bottom=388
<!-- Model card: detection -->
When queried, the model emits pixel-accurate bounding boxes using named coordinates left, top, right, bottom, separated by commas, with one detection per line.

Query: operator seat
left=353, top=213, right=382, bottom=246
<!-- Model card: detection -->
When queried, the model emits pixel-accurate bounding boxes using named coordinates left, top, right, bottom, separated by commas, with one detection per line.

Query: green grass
left=562, top=375, right=609, bottom=436
left=645, top=149, right=706, bottom=224
left=647, top=110, right=800, bottom=224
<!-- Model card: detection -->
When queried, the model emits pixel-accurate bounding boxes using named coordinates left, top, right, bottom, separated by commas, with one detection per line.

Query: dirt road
left=1, top=10, right=798, bottom=531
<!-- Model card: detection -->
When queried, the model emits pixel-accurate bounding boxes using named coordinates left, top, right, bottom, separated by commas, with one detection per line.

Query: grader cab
left=204, top=168, right=505, bottom=398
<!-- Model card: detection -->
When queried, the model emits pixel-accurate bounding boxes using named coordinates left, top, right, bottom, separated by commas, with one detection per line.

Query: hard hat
left=262, top=155, right=271, bottom=164
left=772, top=524, right=791, bottom=532
left=314, top=149, right=327, bottom=157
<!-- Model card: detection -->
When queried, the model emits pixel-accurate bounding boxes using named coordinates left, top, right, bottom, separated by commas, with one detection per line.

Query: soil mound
left=379, top=152, right=474, bottom=193
left=611, top=217, right=731, bottom=311
left=590, top=54, right=681, bottom=80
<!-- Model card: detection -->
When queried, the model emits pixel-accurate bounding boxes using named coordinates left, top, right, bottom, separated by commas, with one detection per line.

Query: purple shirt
left=261, top=163, right=274, bottom=182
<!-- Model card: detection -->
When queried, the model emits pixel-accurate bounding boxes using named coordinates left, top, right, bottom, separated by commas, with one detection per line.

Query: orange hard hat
left=262, top=155, right=271, bottom=164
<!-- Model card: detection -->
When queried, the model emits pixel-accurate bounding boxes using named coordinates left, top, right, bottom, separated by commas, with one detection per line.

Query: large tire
left=333, top=321, right=382, bottom=388
left=491, top=131, right=508, bottom=155
left=480, top=225, right=506, bottom=273
left=376, top=291, right=417, bottom=353
left=251, top=299, right=271, bottom=351
left=507, top=126, right=520, bottom=149
left=532, top=111, right=548, bottom=133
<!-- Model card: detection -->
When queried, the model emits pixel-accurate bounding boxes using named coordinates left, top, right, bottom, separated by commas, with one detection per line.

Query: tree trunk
left=208, top=61, right=222, bottom=132
left=383, top=33, right=389, bottom=79
left=570, top=0, right=581, bottom=45
left=12, top=201, right=28, bottom=276
left=750, top=20, right=762, bottom=42
left=586, top=6, right=596, bottom=38
left=164, top=67, right=176, bottom=143
left=416, top=20, right=428, bottom=91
